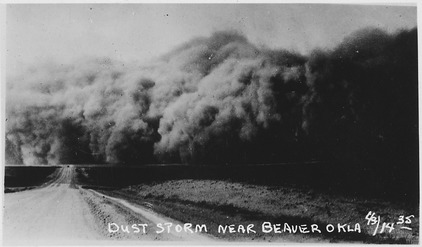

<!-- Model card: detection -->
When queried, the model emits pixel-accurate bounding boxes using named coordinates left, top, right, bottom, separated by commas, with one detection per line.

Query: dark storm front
left=6, top=29, right=418, bottom=167
left=4, top=4, right=418, bottom=244
left=6, top=23, right=418, bottom=201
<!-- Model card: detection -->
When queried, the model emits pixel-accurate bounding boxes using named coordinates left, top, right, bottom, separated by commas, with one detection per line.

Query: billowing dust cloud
left=6, top=29, right=417, bottom=166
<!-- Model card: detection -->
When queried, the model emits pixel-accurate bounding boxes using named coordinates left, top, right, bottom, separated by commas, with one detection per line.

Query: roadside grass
left=93, top=179, right=418, bottom=244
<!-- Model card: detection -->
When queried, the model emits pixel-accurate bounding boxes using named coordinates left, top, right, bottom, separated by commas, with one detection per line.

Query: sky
left=6, top=4, right=417, bottom=76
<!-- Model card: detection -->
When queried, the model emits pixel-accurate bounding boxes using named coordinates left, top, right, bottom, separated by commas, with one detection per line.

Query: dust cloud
left=6, top=28, right=417, bottom=167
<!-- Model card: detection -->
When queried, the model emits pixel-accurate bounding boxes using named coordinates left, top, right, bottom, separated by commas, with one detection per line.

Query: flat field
left=75, top=164, right=419, bottom=243
left=4, top=166, right=60, bottom=192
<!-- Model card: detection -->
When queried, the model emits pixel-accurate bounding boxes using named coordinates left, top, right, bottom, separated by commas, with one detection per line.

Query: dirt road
left=3, top=166, right=214, bottom=245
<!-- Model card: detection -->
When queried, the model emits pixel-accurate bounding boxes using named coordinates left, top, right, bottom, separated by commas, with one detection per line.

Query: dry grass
left=98, top=179, right=418, bottom=243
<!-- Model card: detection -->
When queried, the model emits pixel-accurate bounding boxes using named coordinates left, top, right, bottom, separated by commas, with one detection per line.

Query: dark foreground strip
left=90, top=188, right=413, bottom=244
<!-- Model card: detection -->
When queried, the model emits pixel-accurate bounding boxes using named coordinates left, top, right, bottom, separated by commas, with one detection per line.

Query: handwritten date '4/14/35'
left=365, top=211, right=414, bottom=236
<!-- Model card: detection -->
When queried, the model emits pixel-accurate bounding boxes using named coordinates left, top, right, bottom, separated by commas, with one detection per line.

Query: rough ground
left=3, top=166, right=419, bottom=244
left=97, top=179, right=419, bottom=244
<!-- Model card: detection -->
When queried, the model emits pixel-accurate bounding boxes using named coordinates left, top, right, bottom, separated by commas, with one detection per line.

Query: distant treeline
left=4, top=166, right=59, bottom=188
left=77, top=162, right=418, bottom=203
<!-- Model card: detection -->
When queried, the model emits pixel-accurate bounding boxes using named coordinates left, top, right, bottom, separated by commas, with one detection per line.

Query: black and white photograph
left=2, top=2, right=419, bottom=245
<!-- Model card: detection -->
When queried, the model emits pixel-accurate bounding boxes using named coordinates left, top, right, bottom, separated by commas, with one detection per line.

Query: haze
left=6, top=4, right=416, bottom=76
